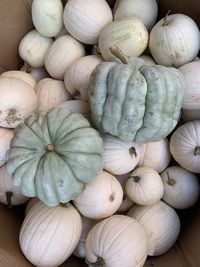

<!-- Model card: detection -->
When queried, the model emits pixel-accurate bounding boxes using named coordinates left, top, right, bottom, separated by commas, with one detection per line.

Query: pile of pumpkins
left=0, top=0, right=200, bottom=266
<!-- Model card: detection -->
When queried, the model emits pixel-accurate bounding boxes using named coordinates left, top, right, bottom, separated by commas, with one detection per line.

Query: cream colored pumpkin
left=139, top=54, right=156, bottom=66
left=20, top=201, right=82, bottom=267
left=128, top=201, right=181, bottom=256
left=149, top=14, right=200, bottom=67
left=114, top=0, right=158, bottom=30
left=36, top=78, right=72, bottom=112
left=138, top=138, right=171, bottom=173
left=64, top=55, right=103, bottom=101
left=85, top=215, right=148, bottom=267
left=25, top=197, right=40, bottom=216
left=0, top=165, right=28, bottom=207
left=99, top=17, right=148, bottom=61
left=161, top=166, right=200, bottom=209
left=63, top=0, right=113, bottom=44
left=32, top=0, right=63, bottom=37
left=73, top=171, right=123, bottom=219
left=58, top=100, right=90, bottom=120
left=0, top=127, right=14, bottom=167
left=19, top=29, right=53, bottom=68
left=181, top=109, right=200, bottom=122
left=0, top=77, right=37, bottom=128
left=170, top=120, right=200, bottom=173
left=103, top=134, right=143, bottom=175
left=179, top=61, right=200, bottom=110
left=44, top=35, right=85, bottom=80
left=126, top=167, right=164, bottom=205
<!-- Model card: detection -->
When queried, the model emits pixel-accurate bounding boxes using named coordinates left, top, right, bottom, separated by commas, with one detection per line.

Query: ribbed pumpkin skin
left=7, top=108, right=103, bottom=206
left=89, top=58, right=185, bottom=143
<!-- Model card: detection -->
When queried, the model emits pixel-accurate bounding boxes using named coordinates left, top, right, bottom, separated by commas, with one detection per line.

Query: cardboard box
left=0, top=0, right=199, bottom=266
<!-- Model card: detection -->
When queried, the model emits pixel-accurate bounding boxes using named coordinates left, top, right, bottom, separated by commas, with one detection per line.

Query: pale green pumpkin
left=7, top=108, right=103, bottom=206
left=89, top=48, right=185, bottom=143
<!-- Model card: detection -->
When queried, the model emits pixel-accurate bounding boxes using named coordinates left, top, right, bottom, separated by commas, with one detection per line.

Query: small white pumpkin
left=99, top=17, right=149, bottom=61
left=85, top=215, right=148, bottom=267
left=138, top=138, right=171, bottom=173
left=139, top=54, right=156, bottom=66
left=181, top=109, right=200, bottom=122
left=36, top=78, right=72, bottom=112
left=149, top=14, right=200, bottom=67
left=64, top=55, right=103, bottom=101
left=114, top=0, right=158, bottom=30
left=103, top=134, right=143, bottom=175
left=63, top=0, right=113, bottom=44
left=0, top=127, right=14, bottom=167
left=32, top=0, right=63, bottom=37
left=0, top=165, right=28, bottom=207
left=170, top=120, right=200, bottom=173
left=25, top=197, right=40, bottom=216
left=73, top=171, right=123, bottom=219
left=161, top=166, right=200, bottom=209
left=128, top=201, right=181, bottom=256
left=20, top=201, right=82, bottom=267
left=44, top=35, right=85, bottom=80
left=58, top=100, right=90, bottom=120
left=19, top=29, right=53, bottom=68
left=126, top=167, right=164, bottom=205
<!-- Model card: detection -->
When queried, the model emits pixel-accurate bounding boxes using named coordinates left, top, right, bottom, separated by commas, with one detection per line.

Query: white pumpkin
left=138, top=138, right=171, bottom=173
left=114, top=0, right=158, bottom=30
left=20, top=64, right=50, bottom=83
left=58, top=100, right=90, bottom=120
left=0, top=127, right=14, bottom=167
left=179, top=61, right=200, bottom=110
left=20, top=201, right=82, bottom=267
left=161, top=166, right=200, bottom=209
left=99, top=17, right=149, bottom=61
left=19, top=29, right=53, bottom=68
left=36, top=78, right=72, bottom=112
left=32, top=0, right=63, bottom=37
left=102, top=134, right=143, bottom=175
left=170, top=120, right=200, bottom=173
left=149, top=14, right=200, bottom=67
left=25, top=197, right=40, bottom=216
left=0, top=165, right=28, bottom=207
left=73, top=171, right=123, bottom=219
left=128, top=201, right=181, bottom=256
left=64, top=55, right=103, bottom=101
left=0, top=77, right=37, bottom=128
left=139, top=54, right=156, bottom=66
left=63, top=0, right=113, bottom=44
left=181, top=109, right=200, bottom=122
left=44, top=35, right=85, bottom=80
left=126, top=167, right=164, bottom=205
left=85, top=215, right=148, bottom=267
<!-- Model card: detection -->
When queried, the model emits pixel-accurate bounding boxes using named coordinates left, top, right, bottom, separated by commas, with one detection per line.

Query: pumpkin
left=89, top=48, right=185, bottom=143
left=85, top=215, right=148, bottom=267
left=181, top=109, right=200, bottom=122
left=63, top=0, right=113, bottom=44
left=7, top=107, right=104, bottom=206
left=64, top=55, right=103, bottom=101
left=126, top=167, right=164, bottom=205
left=19, top=29, right=53, bottom=68
left=44, top=35, right=85, bottom=80
left=73, top=171, right=123, bottom=219
left=128, top=201, right=181, bottom=256
left=149, top=14, right=200, bottom=67
left=36, top=78, right=72, bottom=112
left=139, top=54, right=156, bottom=66
left=0, top=165, right=28, bottom=207
left=170, top=120, right=200, bottom=173
left=114, top=0, right=158, bottom=30
left=20, top=201, right=82, bottom=267
left=0, top=77, right=38, bottom=128
left=98, top=17, right=148, bottom=61
left=21, top=64, right=50, bottom=83
left=25, top=197, right=40, bottom=216
left=102, top=134, right=143, bottom=175
left=32, top=0, right=63, bottom=37
left=160, top=166, right=200, bottom=209
left=179, top=61, right=200, bottom=110
left=138, top=138, right=171, bottom=173
left=0, top=127, right=14, bottom=167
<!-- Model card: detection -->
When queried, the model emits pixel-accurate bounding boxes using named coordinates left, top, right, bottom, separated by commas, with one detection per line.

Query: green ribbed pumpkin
left=89, top=48, right=185, bottom=143
left=7, top=108, right=103, bottom=206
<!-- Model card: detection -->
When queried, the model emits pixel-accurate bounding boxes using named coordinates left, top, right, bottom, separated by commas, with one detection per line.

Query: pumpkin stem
left=162, top=10, right=171, bottom=26
left=6, top=191, right=13, bottom=209
left=85, top=257, right=105, bottom=267
left=46, top=144, right=54, bottom=151
left=23, top=62, right=32, bottom=73
left=194, top=146, right=200, bottom=156
left=60, top=203, right=69, bottom=208
left=129, top=147, right=137, bottom=158
left=166, top=171, right=176, bottom=186
left=110, top=45, right=129, bottom=64
left=132, top=176, right=141, bottom=183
